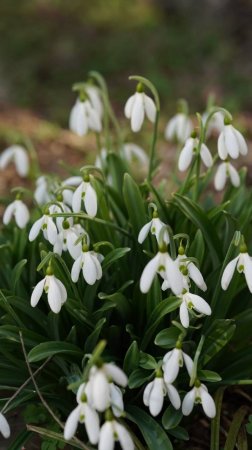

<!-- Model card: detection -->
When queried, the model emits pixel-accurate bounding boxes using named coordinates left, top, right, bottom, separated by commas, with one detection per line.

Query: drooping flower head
left=124, top=82, right=156, bottom=133
left=69, top=89, right=102, bottom=136
left=71, top=243, right=103, bottom=285
left=29, top=211, right=58, bottom=245
left=98, top=417, right=134, bottom=450
left=138, top=211, right=169, bottom=245
left=0, top=145, right=29, bottom=177
left=165, top=99, right=192, bottom=144
left=221, top=241, right=252, bottom=293
left=3, top=198, right=29, bottom=229
left=162, top=344, right=193, bottom=384
left=179, top=289, right=211, bottom=328
left=143, top=372, right=181, bottom=417
left=218, top=119, right=247, bottom=160
left=182, top=380, right=216, bottom=418
left=214, top=161, right=240, bottom=191
left=72, top=174, right=97, bottom=217
left=178, top=131, right=213, bottom=172
left=31, top=266, right=67, bottom=313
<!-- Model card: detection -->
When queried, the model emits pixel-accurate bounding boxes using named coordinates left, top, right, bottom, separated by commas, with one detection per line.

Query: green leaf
left=211, top=387, right=225, bottom=450
left=11, top=259, right=27, bottom=291
left=7, top=429, right=33, bottom=450
left=84, top=318, right=106, bottom=353
left=127, top=405, right=173, bottom=450
left=155, top=327, right=180, bottom=349
left=162, top=405, right=183, bottom=430
left=102, top=247, right=131, bottom=270
left=198, top=370, right=222, bottom=382
left=28, top=341, right=83, bottom=363
left=26, top=425, right=89, bottom=450
left=139, top=352, right=157, bottom=370
left=173, top=193, right=222, bottom=266
left=168, top=426, right=189, bottom=441
left=224, top=406, right=248, bottom=450
left=128, top=368, right=152, bottom=388
left=123, top=341, right=139, bottom=375
left=123, top=173, right=147, bottom=237
left=200, top=319, right=236, bottom=366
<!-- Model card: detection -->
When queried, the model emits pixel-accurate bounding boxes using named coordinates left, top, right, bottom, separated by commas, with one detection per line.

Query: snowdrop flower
left=53, top=219, right=89, bottom=259
left=86, top=85, right=103, bottom=118
left=29, top=213, right=57, bottom=245
left=99, top=419, right=134, bottom=450
left=140, top=249, right=183, bottom=295
left=69, top=97, right=102, bottom=136
left=162, top=347, right=193, bottom=384
left=165, top=113, right=193, bottom=144
left=138, top=213, right=169, bottom=245
left=72, top=176, right=97, bottom=217
left=182, top=380, right=216, bottom=418
left=214, top=161, right=240, bottom=191
left=49, top=200, right=72, bottom=231
left=202, top=110, right=225, bottom=137
left=3, top=199, right=29, bottom=229
left=178, top=135, right=213, bottom=172
left=0, top=145, right=29, bottom=177
left=34, top=176, right=51, bottom=206
left=64, top=383, right=100, bottom=444
left=62, top=176, right=82, bottom=206
left=178, top=249, right=207, bottom=292
left=179, top=290, right=211, bottom=328
left=109, top=383, right=124, bottom=417
left=122, top=143, right=149, bottom=166
left=88, top=363, right=128, bottom=412
left=0, top=413, right=10, bottom=439
left=218, top=123, right=248, bottom=160
left=124, top=83, right=156, bottom=132
left=143, top=376, right=181, bottom=416
left=31, top=268, right=67, bottom=313
left=221, top=244, right=252, bottom=293
left=71, top=245, right=103, bottom=285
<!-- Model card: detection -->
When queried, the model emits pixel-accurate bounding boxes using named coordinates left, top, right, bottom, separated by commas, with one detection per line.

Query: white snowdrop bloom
left=0, top=413, right=10, bottom=439
left=89, top=363, right=128, bottom=413
left=182, top=381, right=216, bottom=418
left=99, top=420, right=134, bottom=450
left=49, top=202, right=72, bottom=231
left=162, top=347, right=193, bottom=384
left=122, top=143, right=149, bottom=166
left=29, top=214, right=57, bottom=245
left=0, top=145, right=29, bottom=177
left=140, top=250, right=183, bottom=296
left=109, top=383, right=124, bottom=417
left=61, top=176, right=82, bottom=206
left=218, top=124, right=248, bottom=160
left=72, top=178, right=97, bottom=217
left=34, top=176, right=51, bottom=206
left=31, top=272, right=67, bottom=313
left=53, top=220, right=89, bottom=259
left=202, top=111, right=225, bottom=137
left=178, top=137, right=213, bottom=172
left=138, top=215, right=169, bottom=245
left=124, top=86, right=156, bottom=133
left=214, top=161, right=240, bottom=191
left=3, top=199, right=29, bottom=229
left=64, top=383, right=100, bottom=444
left=71, top=247, right=103, bottom=285
left=165, top=113, right=193, bottom=144
left=86, top=85, right=103, bottom=118
left=221, top=248, right=252, bottom=293
left=178, top=252, right=207, bottom=292
left=69, top=98, right=102, bottom=136
left=143, top=377, right=181, bottom=417
left=179, top=291, right=211, bottom=328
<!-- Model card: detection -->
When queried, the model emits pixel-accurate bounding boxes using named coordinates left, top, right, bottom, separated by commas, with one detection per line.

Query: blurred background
left=0, top=0, right=252, bottom=125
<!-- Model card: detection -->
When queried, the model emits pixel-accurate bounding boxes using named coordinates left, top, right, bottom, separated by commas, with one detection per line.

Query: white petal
left=47, top=276, right=63, bottom=313
left=243, top=253, right=252, bottom=293
left=189, top=293, right=211, bottom=315
left=71, top=256, right=82, bottom=283
left=15, top=200, right=29, bottom=228
left=14, top=146, right=29, bottom=177
left=86, top=86, right=103, bottom=118
left=149, top=378, right=164, bottom=416
left=115, top=422, right=134, bottom=450
left=110, top=384, right=124, bottom=417
left=131, top=93, right=144, bottom=132
left=163, top=349, right=180, bottom=383
left=200, top=143, right=213, bottom=168
left=72, top=182, right=84, bottom=213
left=234, top=128, right=248, bottom=155
left=178, top=139, right=194, bottom=172
left=53, top=235, right=63, bottom=255
left=221, top=256, right=239, bottom=290
left=165, top=256, right=183, bottom=296
left=228, top=163, right=240, bottom=187
left=180, top=301, right=189, bottom=328
left=224, top=125, right=239, bottom=159
left=84, top=404, right=100, bottom=444
left=138, top=221, right=152, bottom=244
left=217, top=132, right=228, bottom=160
left=188, top=262, right=207, bottom=291
left=183, top=352, right=194, bottom=377
left=200, top=388, right=216, bottom=418
left=182, top=389, right=196, bottom=416
left=214, top=163, right=227, bottom=191
left=83, top=252, right=97, bottom=285
left=166, top=384, right=181, bottom=410
left=55, top=278, right=67, bottom=304
left=84, top=183, right=97, bottom=217
left=64, top=405, right=80, bottom=440
left=98, top=422, right=114, bottom=450
left=0, top=147, right=14, bottom=169
left=3, top=202, right=15, bottom=225
left=46, top=218, right=58, bottom=245
left=140, top=253, right=160, bottom=293
left=92, top=371, right=110, bottom=412
left=164, top=116, right=176, bottom=140
left=143, top=381, right=153, bottom=406
left=0, top=413, right=10, bottom=439
left=29, top=217, right=44, bottom=241
left=144, top=94, right=156, bottom=123
left=104, top=363, right=128, bottom=387
left=67, top=230, right=82, bottom=259
left=124, top=95, right=135, bottom=119
left=31, top=279, right=45, bottom=307
left=70, top=101, right=88, bottom=136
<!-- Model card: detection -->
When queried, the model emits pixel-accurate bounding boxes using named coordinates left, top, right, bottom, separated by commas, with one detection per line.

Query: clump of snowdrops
left=0, top=72, right=252, bottom=450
